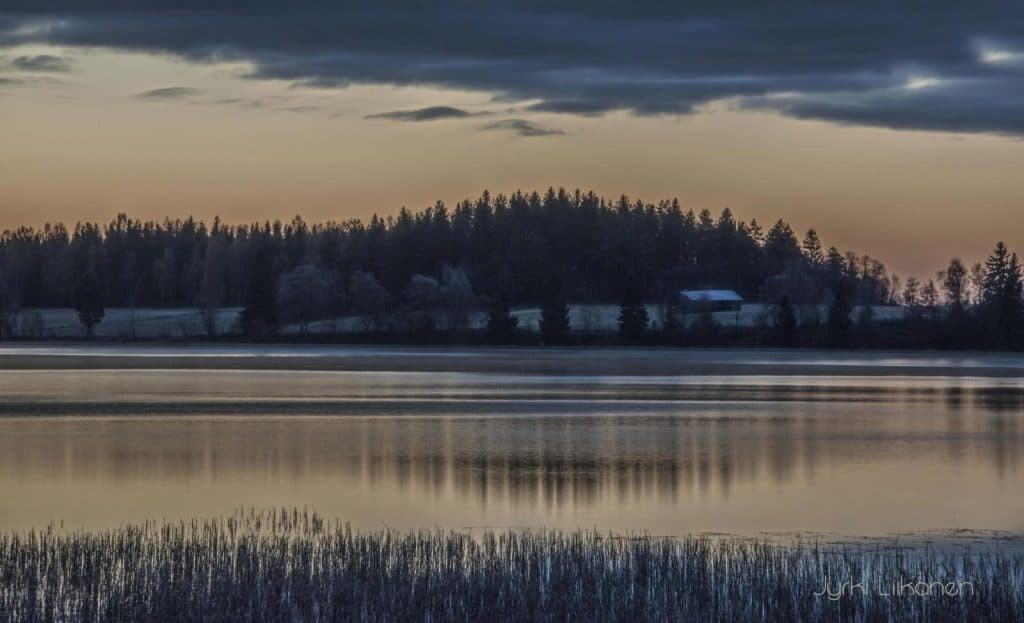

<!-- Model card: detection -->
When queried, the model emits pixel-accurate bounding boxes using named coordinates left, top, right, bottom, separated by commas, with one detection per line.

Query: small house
left=679, top=289, right=743, bottom=312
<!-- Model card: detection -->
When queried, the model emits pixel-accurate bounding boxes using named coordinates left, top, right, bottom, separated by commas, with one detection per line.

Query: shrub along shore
left=0, top=509, right=1021, bottom=622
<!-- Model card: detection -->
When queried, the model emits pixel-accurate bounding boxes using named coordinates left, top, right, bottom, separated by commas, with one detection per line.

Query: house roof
left=679, top=289, right=743, bottom=302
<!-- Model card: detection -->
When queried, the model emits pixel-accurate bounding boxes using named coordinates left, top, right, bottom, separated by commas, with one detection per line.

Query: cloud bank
left=136, top=86, right=202, bottom=99
left=11, top=54, right=71, bottom=72
left=2, top=2, right=1024, bottom=134
left=366, top=106, right=481, bottom=121
left=482, top=118, right=563, bottom=137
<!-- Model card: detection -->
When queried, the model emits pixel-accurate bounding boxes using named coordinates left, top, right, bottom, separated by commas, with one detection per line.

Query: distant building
left=679, top=289, right=743, bottom=312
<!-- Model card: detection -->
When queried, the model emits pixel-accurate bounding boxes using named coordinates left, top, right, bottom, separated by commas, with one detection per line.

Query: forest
left=0, top=188, right=1021, bottom=349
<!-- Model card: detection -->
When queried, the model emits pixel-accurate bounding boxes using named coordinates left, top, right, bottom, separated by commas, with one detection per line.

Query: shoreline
left=2, top=343, right=1024, bottom=376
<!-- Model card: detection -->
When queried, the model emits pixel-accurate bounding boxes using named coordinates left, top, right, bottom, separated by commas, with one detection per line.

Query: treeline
left=0, top=187, right=1019, bottom=348
left=0, top=188, right=888, bottom=306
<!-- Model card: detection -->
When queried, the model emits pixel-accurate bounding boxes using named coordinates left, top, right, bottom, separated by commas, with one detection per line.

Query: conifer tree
left=827, top=279, right=853, bottom=348
left=775, top=295, right=798, bottom=346
left=982, top=242, right=1023, bottom=345
left=73, top=270, right=105, bottom=338
left=539, top=299, right=571, bottom=345
left=487, top=295, right=519, bottom=343
left=802, top=229, right=824, bottom=267
left=617, top=290, right=649, bottom=342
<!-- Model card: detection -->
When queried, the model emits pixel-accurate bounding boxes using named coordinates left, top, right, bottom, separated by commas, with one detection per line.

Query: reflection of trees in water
left=944, top=386, right=1024, bottom=477
left=357, top=408, right=1023, bottom=509
left=0, top=385, right=1022, bottom=510
left=973, top=387, right=1024, bottom=411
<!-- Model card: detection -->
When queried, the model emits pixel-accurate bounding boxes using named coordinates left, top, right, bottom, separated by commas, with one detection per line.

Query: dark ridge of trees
left=0, top=188, right=1021, bottom=349
left=0, top=189, right=893, bottom=311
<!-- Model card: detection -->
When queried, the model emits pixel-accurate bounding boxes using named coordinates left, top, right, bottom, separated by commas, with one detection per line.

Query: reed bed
left=0, top=509, right=1021, bottom=622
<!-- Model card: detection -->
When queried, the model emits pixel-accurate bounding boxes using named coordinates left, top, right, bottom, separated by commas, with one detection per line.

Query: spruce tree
left=942, top=258, right=967, bottom=311
left=486, top=295, right=519, bottom=344
left=73, top=270, right=105, bottom=339
left=617, top=292, right=649, bottom=342
left=240, top=244, right=278, bottom=338
left=776, top=295, right=798, bottom=346
left=982, top=242, right=1023, bottom=345
left=539, top=299, right=571, bottom=345
left=827, top=279, right=853, bottom=348
left=802, top=229, right=824, bottom=267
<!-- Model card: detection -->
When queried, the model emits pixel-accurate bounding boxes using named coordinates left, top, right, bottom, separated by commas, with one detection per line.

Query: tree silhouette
left=802, top=229, right=824, bottom=267
left=276, top=264, right=329, bottom=335
left=902, top=276, right=921, bottom=314
left=438, top=266, right=476, bottom=331
left=0, top=274, right=19, bottom=338
left=969, top=262, right=985, bottom=306
left=774, top=295, right=798, bottom=346
left=764, top=219, right=801, bottom=276
left=486, top=294, right=518, bottom=343
left=0, top=189, right=901, bottom=320
left=539, top=299, right=571, bottom=345
left=6, top=187, right=1015, bottom=348
left=942, top=258, right=967, bottom=311
left=921, top=279, right=939, bottom=321
left=617, top=290, right=649, bottom=342
left=349, top=270, right=391, bottom=332
left=196, top=234, right=228, bottom=337
left=855, top=304, right=876, bottom=346
left=403, top=274, right=442, bottom=334
left=827, top=279, right=853, bottom=348
left=982, top=242, right=1023, bottom=345
left=73, top=270, right=105, bottom=338
left=240, top=243, right=278, bottom=338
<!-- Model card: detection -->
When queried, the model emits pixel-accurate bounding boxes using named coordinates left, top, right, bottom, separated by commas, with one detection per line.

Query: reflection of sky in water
left=3, top=345, right=1024, bottom=370
left=0, top=364, right=1022, bottom=537
left=3, top=369, right=1024, bottom=412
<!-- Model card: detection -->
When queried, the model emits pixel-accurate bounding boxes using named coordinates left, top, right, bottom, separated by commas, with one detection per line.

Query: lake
left=0, top=346, right=1022, bottom=539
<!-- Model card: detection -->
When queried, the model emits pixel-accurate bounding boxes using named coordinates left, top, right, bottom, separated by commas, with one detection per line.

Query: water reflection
left=1, top=367, right=1024, bottom=533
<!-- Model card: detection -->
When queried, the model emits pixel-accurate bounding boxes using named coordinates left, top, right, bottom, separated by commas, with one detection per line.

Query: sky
left=3, top=2, right=1024, bottom=279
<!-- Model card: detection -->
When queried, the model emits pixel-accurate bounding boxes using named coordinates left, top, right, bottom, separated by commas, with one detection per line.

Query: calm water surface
left=0, top=347, right=1022, bottom=538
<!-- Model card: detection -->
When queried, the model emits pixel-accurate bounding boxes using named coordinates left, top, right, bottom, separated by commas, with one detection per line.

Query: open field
left=4, top=309, right=242, bottom=340
left=0, top=509, right=1021, bottom=622
left=5, top=304, right=907, bottom=340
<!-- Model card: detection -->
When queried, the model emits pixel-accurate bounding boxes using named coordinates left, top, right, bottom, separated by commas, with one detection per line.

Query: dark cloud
left=740, top=78, right=1024, bottom=136
left=2, top=3, right=1024, bottom=134
left=366, top=105, right=481, bottom=121
left=0, top=75, right=62, bottom=87
left=278, top=105, right=318, bottom=113
left=136, top=86, right=202, bottom=99
left=212, top=97, right=265, bottom=109
left=481, top=118, right=563, bottom=137
left=11, top=54, right=72, bottom=72
left=523, top=100, right=610, bottom=117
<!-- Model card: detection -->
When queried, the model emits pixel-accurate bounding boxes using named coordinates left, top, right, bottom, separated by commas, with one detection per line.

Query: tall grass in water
left=0, top=509, right=1021, bottom=622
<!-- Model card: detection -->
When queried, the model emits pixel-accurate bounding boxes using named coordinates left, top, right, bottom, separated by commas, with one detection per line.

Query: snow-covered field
left=6, top=303, right=904, bottom=338
left=7, top=308, right=242, bottom=338
left=509, top=303, right=905, bottom=332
